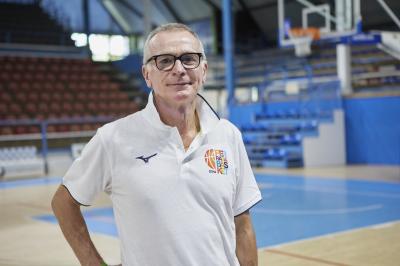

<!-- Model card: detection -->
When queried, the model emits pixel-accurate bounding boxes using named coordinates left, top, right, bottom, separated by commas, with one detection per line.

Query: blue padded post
left=222, top=0, right=235, bottom=119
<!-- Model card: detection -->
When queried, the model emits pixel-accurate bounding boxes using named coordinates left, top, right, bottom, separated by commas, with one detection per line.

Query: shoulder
left=217, top=119, right=242, bottom=138
left=208, top=118, right=243, bottom=148
left=97, top=110, right=145, bottom=140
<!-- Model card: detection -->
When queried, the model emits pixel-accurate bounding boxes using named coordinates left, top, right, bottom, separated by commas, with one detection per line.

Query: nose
left=171, top=59, right=186, bottom=74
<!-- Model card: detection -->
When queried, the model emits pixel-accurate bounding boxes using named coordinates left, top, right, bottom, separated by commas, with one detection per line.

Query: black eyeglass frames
left=145, top=53, right=203, bottom=71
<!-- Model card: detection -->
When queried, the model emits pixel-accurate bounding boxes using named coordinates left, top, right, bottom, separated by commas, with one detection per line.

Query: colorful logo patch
left=204, top=149, right=229, bottom=175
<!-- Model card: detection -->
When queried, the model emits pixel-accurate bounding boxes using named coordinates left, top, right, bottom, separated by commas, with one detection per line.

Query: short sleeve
left=233, top=129, right=262, bottom=216
left=62, top=130, right=112, bottom=206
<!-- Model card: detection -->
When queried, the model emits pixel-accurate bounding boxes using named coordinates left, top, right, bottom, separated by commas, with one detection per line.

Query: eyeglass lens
left=155, top=53, right=200, bottom=71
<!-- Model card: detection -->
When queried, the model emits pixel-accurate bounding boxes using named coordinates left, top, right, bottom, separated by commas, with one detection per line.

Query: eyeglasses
left=145, top=53, right=203, bottom=71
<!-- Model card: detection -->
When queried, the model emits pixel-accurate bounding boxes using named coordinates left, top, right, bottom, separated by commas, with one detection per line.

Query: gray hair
left=142, top=23, right=206, bottom=64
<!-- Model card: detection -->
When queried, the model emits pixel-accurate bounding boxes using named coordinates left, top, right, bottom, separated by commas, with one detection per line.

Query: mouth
left=168, top=82, right=192, bottom=86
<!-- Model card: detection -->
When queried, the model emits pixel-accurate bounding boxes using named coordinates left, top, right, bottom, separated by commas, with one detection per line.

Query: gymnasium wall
left=230, top=96, right=400, bottom=166
left=344, top=95, right=400, bottom=165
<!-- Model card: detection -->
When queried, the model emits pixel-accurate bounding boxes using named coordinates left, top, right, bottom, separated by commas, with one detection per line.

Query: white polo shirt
left=63, top=92, right=262, bottom=266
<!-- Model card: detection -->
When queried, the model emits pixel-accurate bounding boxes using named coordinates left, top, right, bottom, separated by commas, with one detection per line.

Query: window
left=71, top=33, right=130, bottom=61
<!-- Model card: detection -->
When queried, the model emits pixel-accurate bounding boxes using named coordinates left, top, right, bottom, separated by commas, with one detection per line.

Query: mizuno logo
left=136, top=153, right=157, bottom=163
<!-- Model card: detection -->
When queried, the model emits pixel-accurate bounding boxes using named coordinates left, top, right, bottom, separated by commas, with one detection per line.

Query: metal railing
left=0, top=116, right=116, bottom=173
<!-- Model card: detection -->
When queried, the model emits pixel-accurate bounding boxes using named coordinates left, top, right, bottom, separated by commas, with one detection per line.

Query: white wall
left=303, top=110, right=346, bottom=167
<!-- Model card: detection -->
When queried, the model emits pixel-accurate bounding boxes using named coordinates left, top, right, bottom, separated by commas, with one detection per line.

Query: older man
left=52, top=23, right=261, bottom=266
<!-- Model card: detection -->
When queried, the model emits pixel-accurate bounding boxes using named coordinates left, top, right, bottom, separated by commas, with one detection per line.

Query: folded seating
left=0, top=146, right=45, bottom=179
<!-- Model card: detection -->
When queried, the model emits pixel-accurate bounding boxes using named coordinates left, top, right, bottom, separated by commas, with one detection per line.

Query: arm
left=235, top=210, right=258, bottom=266
left=51, top=185, right=104, bottom=266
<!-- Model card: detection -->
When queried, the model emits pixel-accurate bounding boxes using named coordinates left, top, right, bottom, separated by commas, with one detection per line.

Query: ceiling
left=37, top=0, right=400, bottom=42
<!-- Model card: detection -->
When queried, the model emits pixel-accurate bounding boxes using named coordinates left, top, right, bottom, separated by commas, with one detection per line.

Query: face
left=142, top=30, right=208, bottom=108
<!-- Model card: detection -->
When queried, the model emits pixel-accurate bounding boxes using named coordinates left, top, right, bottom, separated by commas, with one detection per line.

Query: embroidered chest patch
left=204, top=149, right=229, bottom=175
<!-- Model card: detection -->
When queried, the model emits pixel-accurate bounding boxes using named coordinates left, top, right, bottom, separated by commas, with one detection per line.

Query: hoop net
left=288, top=27, right=320, bottom=57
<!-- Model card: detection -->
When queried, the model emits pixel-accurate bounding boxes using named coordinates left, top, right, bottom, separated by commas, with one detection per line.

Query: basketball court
left=0, top=161, right=399, bottom=265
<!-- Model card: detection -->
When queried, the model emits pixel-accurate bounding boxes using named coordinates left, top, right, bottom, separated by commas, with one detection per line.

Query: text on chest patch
left=204, top=149, right=228, bottom=175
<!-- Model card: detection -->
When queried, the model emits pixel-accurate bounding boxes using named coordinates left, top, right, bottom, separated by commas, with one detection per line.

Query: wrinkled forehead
left=147, top=30, right=202, bottom=56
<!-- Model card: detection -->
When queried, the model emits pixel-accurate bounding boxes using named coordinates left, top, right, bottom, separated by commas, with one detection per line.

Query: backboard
left=278, top=0, right=362, bottom=49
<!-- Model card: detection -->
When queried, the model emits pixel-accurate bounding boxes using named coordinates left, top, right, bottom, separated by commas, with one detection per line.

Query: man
left=52, top=23, right=261, bottom=266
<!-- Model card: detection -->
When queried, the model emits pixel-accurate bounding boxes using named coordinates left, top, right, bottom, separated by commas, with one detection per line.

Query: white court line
left=258, top=220, right=400, bottom=250
left=253, top=204, right=383, bottom=215
left=257, top=182, right=400, bottom=199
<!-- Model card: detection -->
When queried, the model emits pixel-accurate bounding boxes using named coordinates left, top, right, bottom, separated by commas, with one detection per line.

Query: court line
left=264, top=249, right=352, bottom=266
left=254, top=172, right=400, bottom=184
left=258, top=182, right=400, bottom=199
left=253, top=204, right=382, bottom=215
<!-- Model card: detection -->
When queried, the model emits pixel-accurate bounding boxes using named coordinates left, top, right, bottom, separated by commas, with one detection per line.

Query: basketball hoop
left=288, top=27, right=320, bottom=57
left=290, top=35, right=313, bottom=57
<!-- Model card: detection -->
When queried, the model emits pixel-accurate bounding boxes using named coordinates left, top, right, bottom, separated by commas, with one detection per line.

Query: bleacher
left=0, top=1, right=150, bottom=179
left=203, top=41, right=400, bottom=168
left=0, top=1, right=73, bottom=46
left=240, top=81, right=344, bottom=168
left=0, top=56, right=142, bottom=136
left=206, top=44, right=400, bottom=93
left=0, top=146, right=45, bottom=179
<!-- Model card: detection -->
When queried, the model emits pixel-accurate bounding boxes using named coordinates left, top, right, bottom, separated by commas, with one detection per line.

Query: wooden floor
left=0, top=162, right=399, bottom=266
left=0, top=183, right=120, bottom=266
left=259, top=222, right=400, bottom=266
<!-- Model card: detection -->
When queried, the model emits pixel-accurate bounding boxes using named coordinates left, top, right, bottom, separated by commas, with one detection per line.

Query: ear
left=201, top=62, right=208, bottom=84
left=142, top=65, right=152, bottom=88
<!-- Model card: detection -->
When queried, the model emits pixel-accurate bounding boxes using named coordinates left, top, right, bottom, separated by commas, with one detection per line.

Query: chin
left=173, top=89, right=196, bottom=102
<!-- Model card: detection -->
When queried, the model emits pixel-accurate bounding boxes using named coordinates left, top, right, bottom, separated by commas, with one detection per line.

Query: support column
left=353, top=0, right=362, bottom=32
left=210, top=7, right=220, bottom=54
left=335, top=0, right=345, bottom=31
left=345, top=0, right=352, bottom=30
left=337, top=44, right=352, bottom=95
left=336, top=0, right=352, bottom=95
left=222, top=0, right=235, bottom=119
left=82, top=0, right=91, bottom=56
left=142, top=0, right=152, bottom=37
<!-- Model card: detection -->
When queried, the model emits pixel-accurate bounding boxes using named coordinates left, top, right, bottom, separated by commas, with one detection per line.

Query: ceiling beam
left=98, top=0, right=129, bottom=34
left=117, top=0, right=157, bottom=29
left=158, top=0, right=183, bottom=23
left=199, top=0, right=220, bottom=10
left=118, top=0, right=143, bottom=18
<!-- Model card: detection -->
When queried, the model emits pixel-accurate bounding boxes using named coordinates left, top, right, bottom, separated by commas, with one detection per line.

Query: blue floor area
left=252, top=174, right=400, bottom=247
left=35, top=174, right=400, bottom=248
left=38, top=207, right=118, bottom=237
left=0, top=177, right=62, bottom=190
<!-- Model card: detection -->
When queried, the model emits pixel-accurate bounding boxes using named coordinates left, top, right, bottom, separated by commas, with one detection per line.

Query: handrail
left=0, top=116, right=116, bottom=174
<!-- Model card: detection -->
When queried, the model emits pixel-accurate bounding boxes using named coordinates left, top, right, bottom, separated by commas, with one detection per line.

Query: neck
left=153, top=95, right=200, bottom=136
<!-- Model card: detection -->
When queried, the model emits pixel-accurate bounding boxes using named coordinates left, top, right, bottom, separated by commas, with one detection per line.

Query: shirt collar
left=142, top=91, right=219, bottom=134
